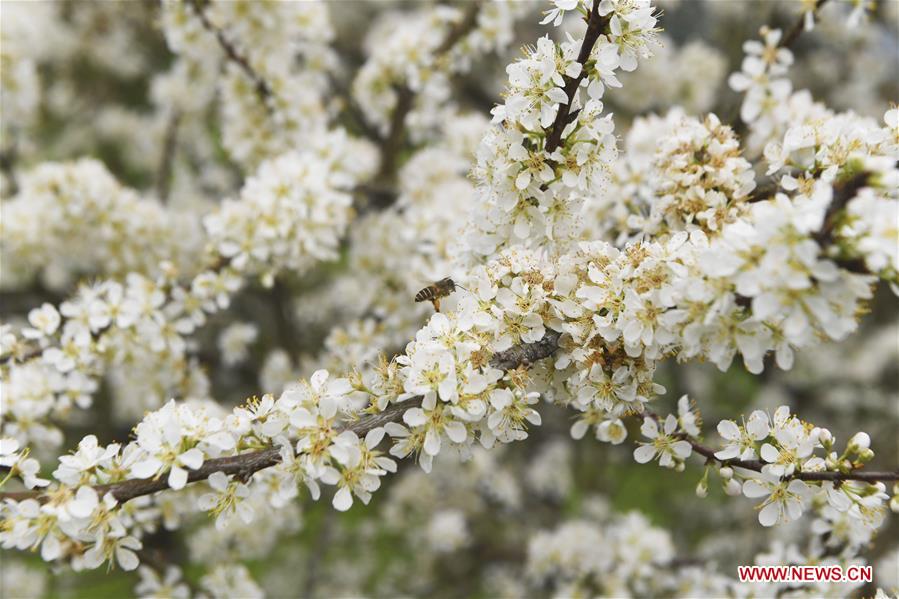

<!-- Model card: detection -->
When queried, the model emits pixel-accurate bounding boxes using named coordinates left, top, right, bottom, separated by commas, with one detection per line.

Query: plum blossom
left=742, top=472, right=813, bottom=527
left=633, top=415, right=692, bottom=468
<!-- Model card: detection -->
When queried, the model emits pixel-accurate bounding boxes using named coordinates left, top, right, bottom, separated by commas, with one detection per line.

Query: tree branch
left=156, top=109, right=181, bottom=204
left=0, top=142, right=19, bottom=196
left=434, top=0, right=482, bottom=57
left=373, top=1, right=483, bottom=186
left=544, top=0, right=609, bottom=154
left=489, top=329, right=561, bottom=370
left=184, top=0, right=273, bottom=107
left=686, top=433, right=899, bottom=483
left=643, top=409, right=899, bottom=484
left=814, top=170, right=871, bottom=247
left=778, top=0, right=831, bottom=50
left=0, top=331, right=560, bottom=505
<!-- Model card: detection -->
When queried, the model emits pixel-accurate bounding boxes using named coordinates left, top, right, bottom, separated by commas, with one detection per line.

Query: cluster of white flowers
left=298, top=115, right=491, bottom=377
left=1, top=145, right=366, bottom=440
left=202, top=147, right=366, bottom=284
left=526, top=512, right=718, bottom=597
left=728, top=26, right=795, bottom=139
left=761, top=106, right=899, bottom=284
left=703, top=405, right=892, bottom=533
left=0, top=2, right=57, bottom=150
left=1, top=275, right=196, bottom=445
left=465, top=0, right=660, bottom=257
left=0, top=160, right=202, bottom=290
left=626, top=113, right=756, bottom=237
left=526, top=495, right=887, bottom=598
left=353, top=2, right=528, bottom=139
left=159, top=0, right=336, bottom=168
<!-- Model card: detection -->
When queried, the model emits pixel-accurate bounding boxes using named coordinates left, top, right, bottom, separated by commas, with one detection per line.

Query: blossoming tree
left=1, top=0, right=897, bottom=596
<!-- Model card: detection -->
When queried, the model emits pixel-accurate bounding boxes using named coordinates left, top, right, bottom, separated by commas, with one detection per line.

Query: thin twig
left=185, top=0, right=273, bottom=107
left=373, top=1, right=483, bottom=184
left=156, top=110, right=181, bottom=204
left=0, top=143, right=19, bottom=196
left=778, top=0, right=831, bottom=49
left=644, top=409, right=899, bottom=484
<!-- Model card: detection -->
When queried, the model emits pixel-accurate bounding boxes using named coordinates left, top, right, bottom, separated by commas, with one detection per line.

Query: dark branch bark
left=0, top=142, right=19, bottom=196
left=373, top=1, right=483, bottom=186
left=375, top=85, right=415, bottom=184
left=544, top=0, right=609, bottom=154
left=156, top=110, right=181, bottom=204
left=489, top=329, right=561, bottom=370
left=778, top=0, right=831, bottom=49
left=185, top=0, right=273, bottom=107
left=687, top=434, right=899, bottom=483
left=814, top=170, right=871, bottom=247
left=644, top=409, right=899, bottom=484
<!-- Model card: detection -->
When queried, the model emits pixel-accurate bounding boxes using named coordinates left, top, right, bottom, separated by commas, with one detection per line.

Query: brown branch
left=0, top=332, right=561, bottom=505
left=434, top=0, right=482, bottom=56
left=778, top=0, right=831, bottom=49
left=544, top=0, right=609, bottom=154
left=687, top=435, right=899, bottom=483
left=814, top=170, right=871, bottom=247
left=643, top=409, right=899, bottom=484
left=0, top=142, right=19, bottom=196
left=489, top=329, right=561, bottom=370
left=373, top=1, right=483, bottom=185
left=156, top=110, right=180, bottom=205
left=375, top=85, right=415, bottom=184
left=747, top=171, right=875, bottom=274
left=184, top=0, right=273, bottom=107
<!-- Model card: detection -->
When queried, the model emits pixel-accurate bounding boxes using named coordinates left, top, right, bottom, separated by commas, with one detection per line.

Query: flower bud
left=696, top=478, right=708, bottom=498
left=848, top=432, right=870, bottom=453
left=817, top=428, right=833, bottom=446
left=719, top=466, right=733, bottom=480
left=724, top=479, right=742, bottom=496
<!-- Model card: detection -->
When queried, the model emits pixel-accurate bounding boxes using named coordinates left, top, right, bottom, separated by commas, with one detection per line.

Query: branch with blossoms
left=0, top=332, right=559, bottom=505
left=0, top=0, right=528, bottom=448
left=639, top=406, right=899, bottom=485
left=184, top=0, right=274, bottom=106
left=626, top=396, right=898, bottom=531
left=373, top=0, right=483, bottom=184
left=543, top=0, right=609, bottom=153
left=779, top=0, right=830, bottom=49
left=0, top=401, right=404, bottom=505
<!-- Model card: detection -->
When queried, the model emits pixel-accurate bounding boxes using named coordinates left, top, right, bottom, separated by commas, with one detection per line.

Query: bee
left=415, top=277, right=462, bottom=312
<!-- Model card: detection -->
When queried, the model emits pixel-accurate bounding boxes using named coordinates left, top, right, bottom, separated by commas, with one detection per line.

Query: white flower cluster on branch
left=1, top=142, right=367, bottom=442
